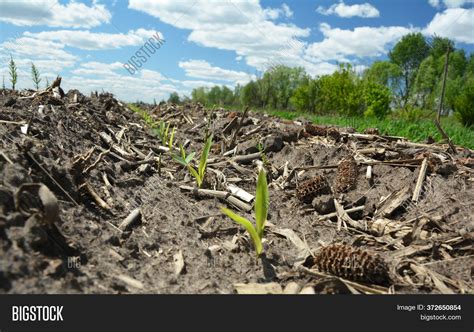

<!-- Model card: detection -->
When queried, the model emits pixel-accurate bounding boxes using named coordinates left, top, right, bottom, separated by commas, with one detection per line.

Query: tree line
left=168, top=33, right=473, bottom=127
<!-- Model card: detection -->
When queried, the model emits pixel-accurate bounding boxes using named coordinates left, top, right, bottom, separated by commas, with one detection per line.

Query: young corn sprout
left=221, top=169, right=269, bottom=256
left=256, top=142, right=270, bottom=169
left=187, top=134, right=213, bottom=187
left=153, top=121, right=175, bottom=148
left=153, top=121, right=166, bottom=141
left=127, top=105, right=176, bottom=149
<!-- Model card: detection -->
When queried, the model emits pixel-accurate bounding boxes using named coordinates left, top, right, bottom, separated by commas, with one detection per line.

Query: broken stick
left=179, top=185, right=252, bottom=211
left=412, top=158, right=428, bottom=202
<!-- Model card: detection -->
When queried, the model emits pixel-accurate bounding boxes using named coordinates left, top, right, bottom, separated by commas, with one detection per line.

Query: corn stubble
left=311, top=244, right=390, bottom=286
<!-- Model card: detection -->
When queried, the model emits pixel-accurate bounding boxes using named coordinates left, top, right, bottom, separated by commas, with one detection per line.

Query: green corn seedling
left=256, top=142, right=270, bottom=169
left=153, top=121, right=165, bottom=140
left=187, top=135, right=213, bottom=187
left=153, top=121, right=170, bottom=144
left=221, top=169, right=269, bottom=256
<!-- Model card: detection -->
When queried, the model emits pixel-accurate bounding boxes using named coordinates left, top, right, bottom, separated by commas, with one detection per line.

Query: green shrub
left=364, top=83, right=391, bottom=119
left=454, top=78, right=474, bottom=128
left=395, top=106, right=427, bottom=122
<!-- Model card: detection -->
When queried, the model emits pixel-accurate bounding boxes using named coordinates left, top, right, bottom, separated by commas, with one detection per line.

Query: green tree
left=364, top=60, right=401, bottom=89
left=413, top=56, right=437, bottom=109
left=168, top=92, right=181, bottom=104
left=256, top=72, right=272, bottom=107
left=191, top=87, right=208, bottom=104
left=453, top=77, right=474, bottom=127
left=261, top=65, right=306, bottom=109
left=290, top=77, right=321, bottom=113
left=8, top=55, right=18, bottom=91
left=31, top=63, right=42, bottom=90
left=389, top=33, right=430, bottom=108
left=233, top=84, right=242, bottom=106
left=319, top=64, right=364, bottom=116
left=241, top=80, right=260, bottom=107
left=429, top=36, right=454, bottom=60
left=207, top=86, right=222, bottom=105
left=220, top=86, right=234, bottom=105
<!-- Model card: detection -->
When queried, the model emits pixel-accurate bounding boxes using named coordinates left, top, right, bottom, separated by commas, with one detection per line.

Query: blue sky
left=0, top=0, right=473, bottom=102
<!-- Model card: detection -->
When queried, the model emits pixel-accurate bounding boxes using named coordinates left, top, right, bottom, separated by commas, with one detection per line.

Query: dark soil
left=0, top=88, right=472, bottom=294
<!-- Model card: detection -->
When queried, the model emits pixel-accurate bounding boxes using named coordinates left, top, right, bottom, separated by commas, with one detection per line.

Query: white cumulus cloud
left=23, top=29, right=164, bottom=50
left=424, top=7, right=474, bottom=43
left=128, top=0, right=311, bottom=73
left=305, top=23, right=414, bottom=62
left=317, top=1, right=380, bottom=18
left=429, top=0, right=473, bottom=8
left=0, top=0, right=111, bottom=28
left=179, top=59, right=256, bottom=85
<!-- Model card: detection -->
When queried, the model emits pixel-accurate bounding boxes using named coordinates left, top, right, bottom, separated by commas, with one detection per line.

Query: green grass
left=254, top=108, right=474, bottom=150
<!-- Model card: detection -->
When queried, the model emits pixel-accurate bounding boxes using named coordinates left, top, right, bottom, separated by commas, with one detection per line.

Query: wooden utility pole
left=434, top=46, right=456, bottom=154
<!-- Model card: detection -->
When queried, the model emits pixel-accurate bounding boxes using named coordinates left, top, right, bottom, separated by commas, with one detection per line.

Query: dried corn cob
left=364, top=128, right=379, bottom=135
left=311, top=244, right=390, bottom=286
left=334, top=156, right=358, bottom=193
left=305, top=124, right=327, bottom=136
left=326, top=127, right=341, bottom=140
left=296, top=175, right=331, bottom=203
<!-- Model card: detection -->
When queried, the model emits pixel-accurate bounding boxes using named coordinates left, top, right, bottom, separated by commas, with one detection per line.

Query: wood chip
left=118, top=208, right=142, bottom=231
left=234, top=282, right=283, bottom=294
left=173, top=250, right=186, bottom=276
left=283, top=282, right=301, bottom=294
left=115, top=274, right=144, bottom=290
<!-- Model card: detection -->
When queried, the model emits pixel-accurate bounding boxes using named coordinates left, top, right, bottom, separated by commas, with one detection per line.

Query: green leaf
left=221, top=207, right=262, bottom=256
left=164, top=122, right=171, bottom=142
left=171, top=154, right=187, bottom=167
left=255, top=169, right=269, bottom=238
left=185, top=152, right=196, bottom=164
left=152, top=128, right=161, bottom=137
left=169, top=127, right=175, bottom=150
left=198, top=134, right=213, bottom=179
left=159, top=121, right=165, bottom=140
left=188, top=165, right=202, bottom=187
